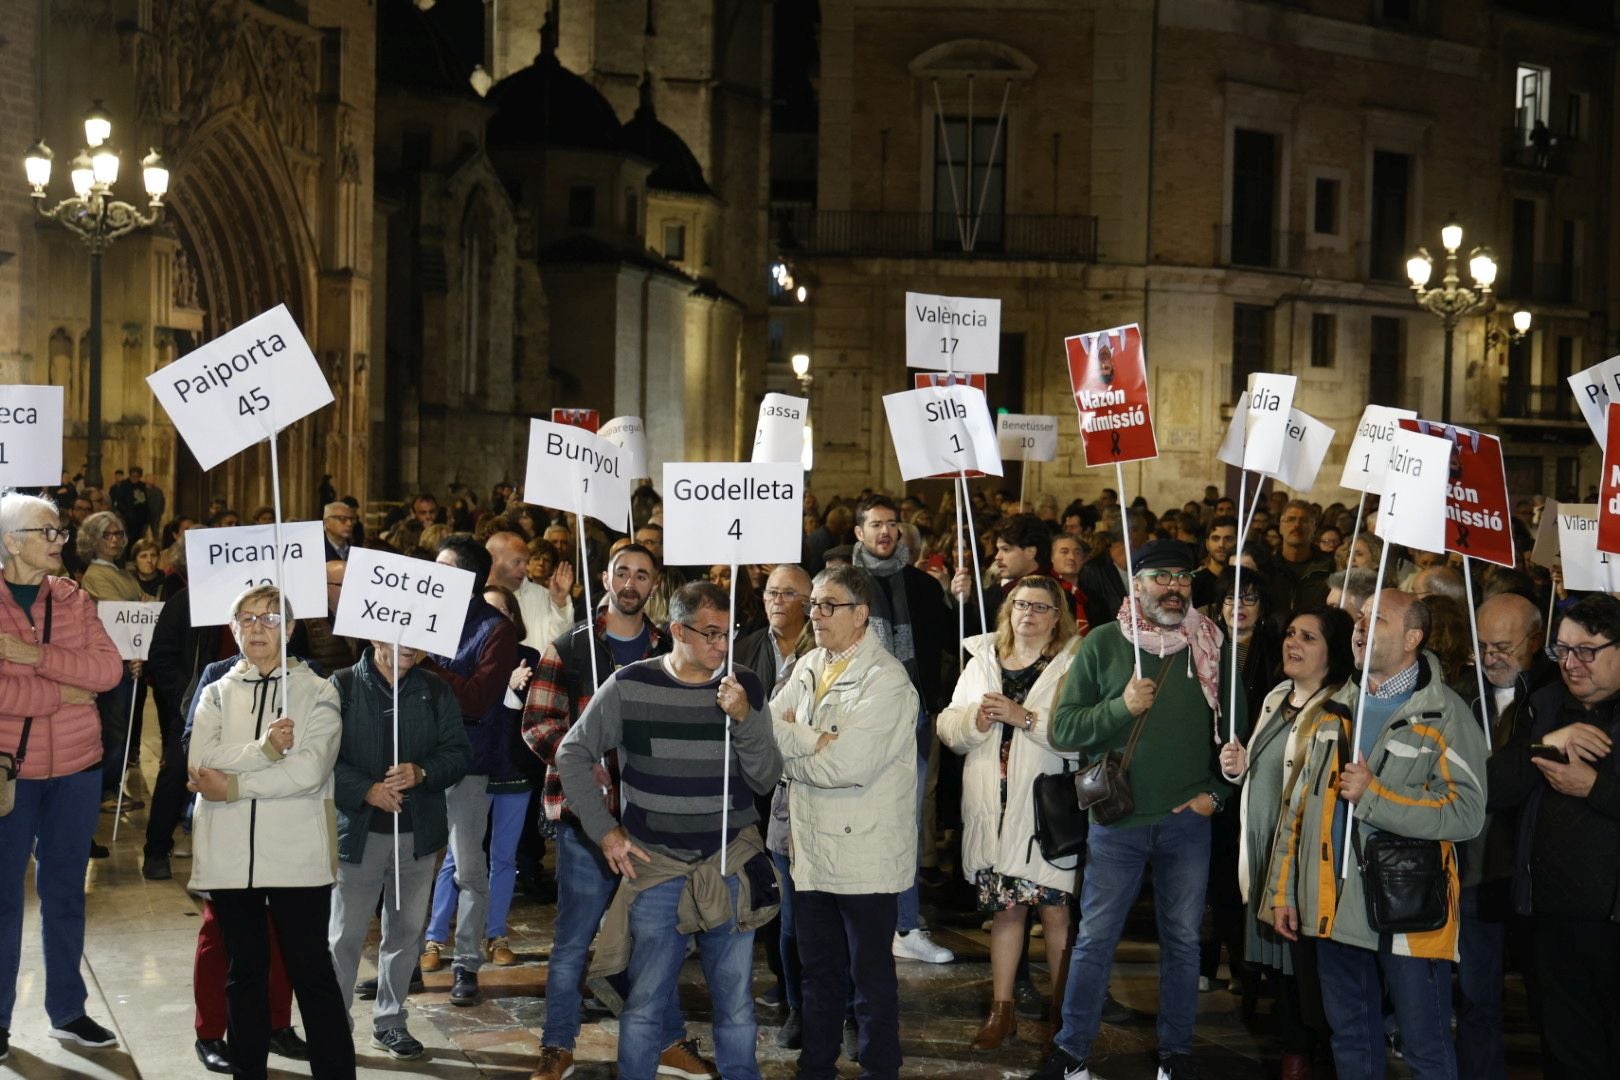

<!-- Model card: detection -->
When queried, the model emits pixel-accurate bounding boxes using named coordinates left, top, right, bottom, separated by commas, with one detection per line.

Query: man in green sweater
left=1031, top=539, right=1240, bottom=1080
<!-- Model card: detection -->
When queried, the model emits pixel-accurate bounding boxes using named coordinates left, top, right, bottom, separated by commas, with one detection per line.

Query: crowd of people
left=0, top=468, right=1613, bottom=1080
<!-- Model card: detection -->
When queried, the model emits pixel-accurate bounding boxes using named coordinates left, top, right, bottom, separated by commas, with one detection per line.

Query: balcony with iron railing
left=1500, top=260, right=1586, bottom=307
left=1503, top=124, right=1579, bottom=174
left=1215, top=224, right=1305, bottom=273
left=771, top=203, right=1099, bottom=261
left=1498, top=382, right=1584, bottom=423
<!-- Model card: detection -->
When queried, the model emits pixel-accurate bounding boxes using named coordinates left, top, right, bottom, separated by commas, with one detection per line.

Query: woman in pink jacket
left=0, top=492, right=124, bottom=1062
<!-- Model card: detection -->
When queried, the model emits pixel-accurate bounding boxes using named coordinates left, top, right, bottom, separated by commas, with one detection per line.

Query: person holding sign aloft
left=0, top=492, right=124, bottom=1059
left=186, top=585, right=354, bottom=1080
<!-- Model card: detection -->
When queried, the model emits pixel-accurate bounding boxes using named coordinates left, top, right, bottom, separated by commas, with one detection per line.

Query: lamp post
left=1406, top=215, right=1496, bottom=425
left=24, top=101, right=168, bottom=488
left=1485, top=309, right=1534, bottom=350
left=791, top=352, right=813, bottom=470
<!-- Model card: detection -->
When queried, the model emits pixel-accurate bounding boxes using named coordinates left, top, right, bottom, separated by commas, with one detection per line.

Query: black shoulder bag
left=1030, top=757, right=1086, bottom=862
left=0, top=592, right=53, bottom=817
left=1073, top=655, right=1174, bottom=827
left=1354, top=829, right=1448, bottom=934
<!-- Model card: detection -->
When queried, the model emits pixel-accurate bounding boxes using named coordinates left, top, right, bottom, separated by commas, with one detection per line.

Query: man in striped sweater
left=557, top=581, right=783, bottom=1080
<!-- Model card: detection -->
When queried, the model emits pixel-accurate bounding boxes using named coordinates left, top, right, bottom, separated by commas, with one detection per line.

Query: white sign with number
left=334, top=547, right=474, bottom=657
left=598, top=415, right=649, bottom=478
left=1340, top=404, right=1420, bottom=493
left=97, top=601, right=161, bottom=661
left=996, top=414, right=1058, bottom=462
left=147, top=304, right=333, bottom=471
left=661, top=462, right=803, bottom=566
left=904, top=291, right=1001, bottom=374
left=0, top=385, right=63, bottom=488
left=1242, top=373, right=1297, bottom=474
left=751, top=393, right=810, bottom=464
left=184, top=522, right=328, bottom=628
left=522, top=419, right=628, bottom=527
left=1569, top=356, right=1620, bottom=444
left=882, top=384, right=1004, bottom=481
left=1373, top=428, right=1451, bottom=552
left=1554, top=504, right=1620, bottom=592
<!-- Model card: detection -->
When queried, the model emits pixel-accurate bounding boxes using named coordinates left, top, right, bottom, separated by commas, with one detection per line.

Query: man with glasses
left=1488, top=593, right=1620, bottom=1077
left=1451, top=592, right=1551, bottom=1080
left=1035, top=539, right=1240, bottom=1080
left=322, top=502, right=356, bottom=562
left=556, top=581, right=782, bottom=1080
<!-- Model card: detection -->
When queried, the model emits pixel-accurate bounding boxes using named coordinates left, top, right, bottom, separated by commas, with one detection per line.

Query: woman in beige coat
left=938, top=575, right=1081, bottom=1051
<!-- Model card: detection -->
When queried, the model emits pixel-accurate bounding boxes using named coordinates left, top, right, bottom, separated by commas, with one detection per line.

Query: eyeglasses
left=1010, top=599, right=1057, bottom=615
left=678, top=622, right=734, bottom=644
left=1223, top=593, right=1261, bottom=608
left=808, top=599, right=860, bottom=618
left=326, top=514, right=356, bottom=524
left=101, top=529, right=126, bottom=539
left=1480, top=631, right=1535, bottom=658
left=234, top=612, right=285, bottom=629
left=762, top=589, right=804, bottom=603
left=1546, top=640, right=1620, bottom=665
left=12, top=527, right=69, bottom=542
left=1137, top=570, right=1195, bottom=586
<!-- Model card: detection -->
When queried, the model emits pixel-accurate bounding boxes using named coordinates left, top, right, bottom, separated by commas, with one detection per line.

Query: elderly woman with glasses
left=75, top=510, right=145, bottom=812
left=187, top=585, right=354, bottom=1080
left=0, top=493, right=124, bottom=1058
left=937, top=575, right=1083, bottom=1051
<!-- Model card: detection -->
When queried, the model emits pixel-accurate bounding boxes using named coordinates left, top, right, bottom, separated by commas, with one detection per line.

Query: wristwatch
left=1204, top=790, right=1224, bottom=813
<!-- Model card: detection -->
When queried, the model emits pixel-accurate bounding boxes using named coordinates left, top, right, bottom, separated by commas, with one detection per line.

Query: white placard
left=1217, top=392, right=1249, bottom=469
left=882, top=384, right=1004, bottom=482
left=1275, top=409, right=1337, bottom=492
left=996, top=413, right=1058, bottom=462
left=522, top=419, right=628, bottom=527
left=1340, top=404, right=1420, bottom=493
left=147, top=304, right=333, bottom=472
left=97, top=601, right=162, bottom=662
left=1569, top=355, right=1620, bottom=444
left=1373, top=428, right=1451, bottom=553
left=598, top=415, right=648, bottom=478
left=0, top=385, right=63, bottom=488
left=1553, top=504, right=1620, bottom=592
left=333, top=547, right=475, bottom=657
left=184, top=522, right=329, bottom=628
left=904, top=291, right=1001, bottom=374
left=750, top=393, right=809, bottom=464
left=661, top=462, right=804, bottom=566
left=1242, top=373, right=1297, bottom=474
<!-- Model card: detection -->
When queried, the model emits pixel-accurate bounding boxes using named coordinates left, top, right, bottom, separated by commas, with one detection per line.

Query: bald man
left=1411, top=565, right=1466, bottom=605
left=487, top=530, right=573, bottom=651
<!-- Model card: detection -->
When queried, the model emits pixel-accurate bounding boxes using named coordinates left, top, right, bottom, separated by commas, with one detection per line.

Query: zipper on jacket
left=245, top=674, right=276, bottom=889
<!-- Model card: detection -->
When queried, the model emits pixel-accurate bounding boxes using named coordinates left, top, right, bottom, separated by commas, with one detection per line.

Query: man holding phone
left=1488, top=593, right=1620, bottom=1077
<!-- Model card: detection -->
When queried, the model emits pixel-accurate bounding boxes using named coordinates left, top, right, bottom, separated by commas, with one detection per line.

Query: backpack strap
left=12, top=590, right=54, bottom=768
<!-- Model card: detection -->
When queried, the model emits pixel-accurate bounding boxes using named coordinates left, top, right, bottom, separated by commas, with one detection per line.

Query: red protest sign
left=550, top=408, right=601, bottom=432
left=1396, top=419, right=1514, bottom=567
left=1597, top=402, right=1620, bottom=555
left=1065, top=323, right=1158, bottom=465
left=913, top=373, right=987, bottom=478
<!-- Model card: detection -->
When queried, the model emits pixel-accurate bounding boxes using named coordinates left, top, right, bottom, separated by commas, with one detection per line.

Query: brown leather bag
left=1074, top=655, right=1173, bottom=826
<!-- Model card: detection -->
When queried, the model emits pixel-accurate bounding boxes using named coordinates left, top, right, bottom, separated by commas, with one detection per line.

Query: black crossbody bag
left=0, top=592, right=52, bottom=817
left=1030, top=758, right=1086, bottom=862
left=1354, top=829, right=1448, bottom=934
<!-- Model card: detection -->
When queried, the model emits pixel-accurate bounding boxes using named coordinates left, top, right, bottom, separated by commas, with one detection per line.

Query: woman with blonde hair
left=77, top=511, right=144, bottom=810
left=938, top=574, right=1083, bottom=1051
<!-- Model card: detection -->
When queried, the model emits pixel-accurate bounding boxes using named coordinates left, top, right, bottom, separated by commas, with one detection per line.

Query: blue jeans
left=0, top=769, right=103, bottom=1027
left=1456, top=886, right=1506, bottom=1080
left=1055, top=809, right=1210, bottom=1062
left=541, top=822, right=681, bottom=1051
left=1317, top=937, right=1456, bottom=1080
left=428, top=790, right=532, bottom=940
left=621, top=873, right=758, bottom=1080
left=772, top=850, right=803, bottom=1009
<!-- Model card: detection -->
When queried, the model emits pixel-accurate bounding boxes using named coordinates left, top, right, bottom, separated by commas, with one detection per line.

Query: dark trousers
left=1534, top=914, right=1620, bottom=1078
left=193, top=900, right=292, bottom=1039
left=143, top=698, right=189, bottom=859
left=796, top=890, right=900, bottom=1080
left=97, top=669, right=134, bottom=796
left=211, top=886, right=355, bottom=1080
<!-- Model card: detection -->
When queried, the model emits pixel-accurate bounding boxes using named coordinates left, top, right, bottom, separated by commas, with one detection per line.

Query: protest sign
left=1218, top=396, right=1335, bottom=493
left=0, top=385, right=63, bottom=488
left=1065, top=324, right=1158, bottom=465
left=1397, top=419, right=1516, bottom=567
left=551, top=408, right=601, bottom=432
left=997, top=414, right=1058, bottom=462
left=147, top=304, right=332, bottom=471
left=661, top=462, right=804, bottom=566
left=1554, top=505, right=1620, bottom=592
left=1568, top=357, right=1620, bottom=444
left=1340, top=404, right=1419, bottom=493
left=523, top=419, right=628, bottom=526
left=334, top=547, right=474, bottom=657
left=1598, top=403, right=1620, bottom=556
left=904, top=291, right=1001, bottom=374
left=597, top=415, right=648, bottom=478
left=184, top=521, right=327, bottom=627
left=97, top=601, right=161, bottom=662
left=1241, top=373, right=1297, bottom=474
left=912, top=373, right=987, bottom=477
left=1373, top=427, right=1452, bottom=554
left=883, top=383, right=1004, bottom=482
left=1531, top=499, right=1561, bottom=568
left=750, top=393, right=810, bottom=464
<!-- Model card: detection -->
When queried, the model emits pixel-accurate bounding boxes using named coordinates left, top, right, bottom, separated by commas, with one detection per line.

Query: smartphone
left=1529, top=744, right=1568, bottom=764
left=926, top=554, right=946, bottom=573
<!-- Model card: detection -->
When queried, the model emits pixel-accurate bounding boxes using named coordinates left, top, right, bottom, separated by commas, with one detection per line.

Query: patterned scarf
left=1115, top=597, right=1224, bottom=741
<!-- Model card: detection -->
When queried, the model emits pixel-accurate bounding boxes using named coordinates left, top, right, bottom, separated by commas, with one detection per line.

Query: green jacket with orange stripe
left=1265, top=652, right=1486, bottom=961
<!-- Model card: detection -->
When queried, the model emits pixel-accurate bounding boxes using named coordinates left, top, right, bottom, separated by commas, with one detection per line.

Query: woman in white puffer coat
left=938, top=574, right=1082, bottom=1053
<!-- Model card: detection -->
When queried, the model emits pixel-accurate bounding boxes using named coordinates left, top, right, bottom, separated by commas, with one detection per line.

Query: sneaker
left=842, top=1017, right=860, bottom=1062
left=194, top=1038, right=231, bottom=1073
left=450, top=966, right=480, bottom=1006
left=356, top=968, right=424, bottom=1000
left=420, top=939, right=445, bottom=972
left=1100, top=990, right=1134, bottom=1025
left=268, top=1026, right=309, bottom=1059
left=89, top=842, right=110, bottom=860
left=657, top=1036, right=719, bottom=1079
left=142, top=854, right=172, bottom=880
left=371, top=1027, right=425, bottom=1061
left=1029, top=1046, right=1092, bottom=1080
left=754, top=982, right=783, bottom=1008
left=529, top=1044, right=576, bottom=1080
left=485, top=936, right=517, bottom=966
left=49, top=1015, right=118, bottom=1048
left=1, top=1028, right=9, bottom=1064
left=1157, top=1053, right=1199, bottom=1080
left=775, top=1008, right=803, bottom=1050
left=1197, top=975, right=1214, bottom=992
left=892, top=929, right=954, bottom=963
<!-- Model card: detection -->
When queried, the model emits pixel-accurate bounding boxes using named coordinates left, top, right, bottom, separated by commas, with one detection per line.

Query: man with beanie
left=1032, top=539, right=1242, bottom=1080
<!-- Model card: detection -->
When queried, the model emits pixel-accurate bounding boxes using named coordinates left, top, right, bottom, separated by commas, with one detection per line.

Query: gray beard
left=1140, top=593, right=1186, bottom=627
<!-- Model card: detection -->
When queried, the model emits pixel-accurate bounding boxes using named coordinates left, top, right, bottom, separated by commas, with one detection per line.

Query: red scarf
left=1114, top=598, right=1225, bottom=742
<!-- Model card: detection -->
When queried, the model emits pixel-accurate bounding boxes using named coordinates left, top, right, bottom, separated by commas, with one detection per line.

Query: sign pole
left=954, top=478, right=967, bottom=670
left=959, top=476, right=994, bottom=685
left=1228, top=469, right=1250, bottom=743
left=266, top=414, right=289, bottom=718
left=1461, top=557, right=1492, bottom=752
left=1341, top=492, right=1367, bottom=609
left=1342, top=541, right=1391, bottom=879
left=392, top=627, right=402, bottom=909
left=577, top=512, right=600, bottom=693
left=1116, top=463, right=1143, bottom=679
left=1546, top=584, right=1558, bottom=648
left=721, top=569, right=737, bottom=875
left=110, top=686, right=139, bottom=843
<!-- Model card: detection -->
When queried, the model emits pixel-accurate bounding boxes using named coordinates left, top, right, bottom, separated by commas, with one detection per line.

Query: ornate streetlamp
left=1406, top=215, right=1496, bottom=425
left=24, top=101, right=168, bottom=488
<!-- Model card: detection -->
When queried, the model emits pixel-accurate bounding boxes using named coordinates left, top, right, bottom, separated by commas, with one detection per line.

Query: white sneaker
left=892, top=929, right=954, bottom=963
